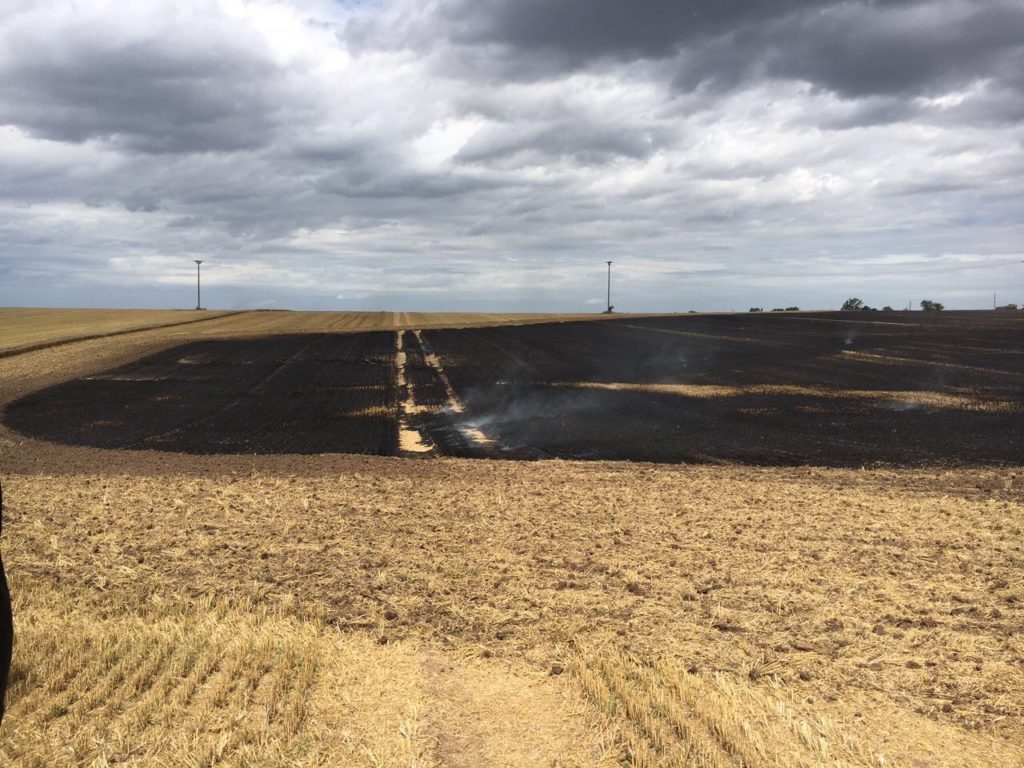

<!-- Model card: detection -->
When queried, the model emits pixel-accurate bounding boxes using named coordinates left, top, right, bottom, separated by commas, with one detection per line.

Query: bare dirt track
left=0, top=309, right=1022, bottom=767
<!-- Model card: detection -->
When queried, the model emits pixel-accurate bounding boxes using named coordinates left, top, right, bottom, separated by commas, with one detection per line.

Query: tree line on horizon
left=840, top=297, right=945, bottom=312
left=744, top=298, right=951, bottom=312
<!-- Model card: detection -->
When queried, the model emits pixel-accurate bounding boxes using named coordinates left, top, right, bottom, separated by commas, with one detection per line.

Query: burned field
left=424, top=311, right=1024, bottom=465
left=4, top=311, right=1023, bottom=466
left=4, top=332, right=399, bottom=455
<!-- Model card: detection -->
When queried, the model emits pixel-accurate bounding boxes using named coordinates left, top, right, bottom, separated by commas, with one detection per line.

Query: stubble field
left=0, top=309, right=1021, bottom=767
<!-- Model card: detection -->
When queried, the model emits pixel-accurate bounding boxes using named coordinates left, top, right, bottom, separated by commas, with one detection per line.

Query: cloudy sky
left=1, top=0, right=1022, bottom=312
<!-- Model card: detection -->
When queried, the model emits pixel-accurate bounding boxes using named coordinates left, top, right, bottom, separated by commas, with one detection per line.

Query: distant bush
left=771, top=308, right=785, bottom=312
left=749, top=307, right=763, bottom=312
left=785, top=306, right=799, bottom=311
left=996, top=303, right=1018, bottom=311
left=841, top=298, right=864, bottom=311
left=920, top=299, right=944, bottom=311
left=882, top=305, right=894, bottom=312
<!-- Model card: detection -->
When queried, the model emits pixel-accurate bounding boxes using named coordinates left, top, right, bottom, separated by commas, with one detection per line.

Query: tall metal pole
left=194, top=260, right=203, bottom=310
left=606, top=260, right=613, bottom=313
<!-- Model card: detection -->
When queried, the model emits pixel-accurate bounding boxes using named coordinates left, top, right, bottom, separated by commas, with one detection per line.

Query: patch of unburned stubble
left=0, top=601, right=323, bottom=766
left=0, top=594, right=611, bottom=768
left=572, top=646, right=1023, bottom=768
left=557, top=381, right=1022, bottom=412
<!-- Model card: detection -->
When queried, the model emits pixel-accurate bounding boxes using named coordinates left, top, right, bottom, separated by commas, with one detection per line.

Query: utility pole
left=194, top=260, right=203, bottom=310
left=606, top=260, right=613, bottom=313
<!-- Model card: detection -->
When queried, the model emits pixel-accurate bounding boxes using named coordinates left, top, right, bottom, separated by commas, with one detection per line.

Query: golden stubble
left=557, top=381, right=1022, bottom=412
left=0, top=307, right=668, bottom=357
left=0, top=463, right=1021, bottom=766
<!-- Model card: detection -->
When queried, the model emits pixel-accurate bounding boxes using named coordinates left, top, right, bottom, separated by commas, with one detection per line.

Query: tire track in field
left=838, top=349, right=1024, bottom=378
left=414, top=331, right=493, bottom=449
left=395, top=331, right=433, bottom=454
left=613, top=322, right=791, bottom=347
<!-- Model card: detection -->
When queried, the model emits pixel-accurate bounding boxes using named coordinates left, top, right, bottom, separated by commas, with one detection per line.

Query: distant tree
left=785, top=306, right=800, bottom=311
left=882, top=305, right=894, bottom=312
left=771, top=307, right=785, bottom=312
left=749, top=307, right=763, bottom=312
left=996, top=303, right=1018, bottom=311
left=841, top=298, right=864, bottom=311
left=920, top=299, right=944, bottom=311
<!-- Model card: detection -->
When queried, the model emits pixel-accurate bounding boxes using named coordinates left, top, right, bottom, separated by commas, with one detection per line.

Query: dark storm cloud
left=440, top=0, right=1024, bottom=102
left=811, top=97, right=921, bottom=131
left=0, top=7, right=301, bottom=153
left=443, top=0, right=816, bottom=65
left=762, top=1, right=1024, bottom=98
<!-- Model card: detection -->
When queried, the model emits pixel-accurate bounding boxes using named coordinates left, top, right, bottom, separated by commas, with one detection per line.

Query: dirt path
left=419, top=650, right=609, bottom=768
left=414, top=331, right=493, bottom=449
left=396, top=331, right=433, bottom=453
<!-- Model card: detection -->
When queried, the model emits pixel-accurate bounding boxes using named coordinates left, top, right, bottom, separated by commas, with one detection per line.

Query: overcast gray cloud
left=0, top=0, right=1022, bottom=312
left=441, top=0, right=1024, bottom=99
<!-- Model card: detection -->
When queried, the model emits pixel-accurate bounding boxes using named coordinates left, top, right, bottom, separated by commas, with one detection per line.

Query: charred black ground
left=425, top=312, right=1024, bottom=465
left=4, top=332, right=398, bottom=455
left=5, top=312, right=1023, bottom=466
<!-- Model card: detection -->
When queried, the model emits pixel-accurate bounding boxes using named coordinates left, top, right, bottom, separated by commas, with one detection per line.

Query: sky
left=0, top=0, right=1022, bottom=312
